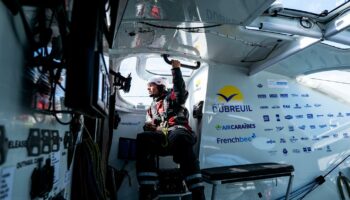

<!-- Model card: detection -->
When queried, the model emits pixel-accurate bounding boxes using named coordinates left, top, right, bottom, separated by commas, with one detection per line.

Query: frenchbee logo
left=212, top=85, right=252, bottom=113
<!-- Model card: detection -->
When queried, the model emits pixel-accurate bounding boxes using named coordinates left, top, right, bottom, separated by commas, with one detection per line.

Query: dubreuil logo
left=212, top=85, right=253, bottom=113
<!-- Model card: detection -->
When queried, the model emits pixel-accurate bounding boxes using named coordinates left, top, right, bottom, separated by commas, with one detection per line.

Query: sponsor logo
left=319, top=124, right=327, bottom=128
left=300, top=137, right=309, bottom=141
left=292, top=149, right=301, bottom=153
left=276, top=114, right=281, bottom=121
left=333, top=133, right=339, bottom=138
left=317, top=114, right=324, bottom=118
left=285, top=115, right=293, bottom=120
left=294, top=104, right=302, bottom=109
left=289, top=136, right=298, bottom=143
left=301, top=94, right=309, bottom=97
left=216, top=85, right=243, bottom=102
left=215, top=123, right=256, bottom=131
left=330, top=124, right=337, bottom=128
left=212, top=86, right=253, bottom=113
left=257, top=84, right=263, bottom=88
left=283, top=105, right=291, bottom=108
left=295, top=115, right=304, bottom=119
left=280, top=138, right=286, bottom=143
left=326, top=145, right=332, bottom=152
left=291, top=94, right=298, bottom=97
left=271, top=105, right=280, bottom=109
left=280, top=94, right=288, bottom=98
left=337, top=112, right=344, bottom=117
left=304, top=104, right=312, bottom=108
left=269, top=94, right=278, bottom=98
left=266, top=139, right=276, bottom=144
left=303, top=147, right=312, bottom=152
left=327, top=114, right=334, bottom=117
left=276, top=126, right=284, bottom=131
left=288, top=126, right=294, bottom=131
left=314, top=104, right=321, bottom=107
left=343, top=133, right=349, bottom=138
left=263, top=115, right=270, bottom=122
left=283, top=148, right=288, bottom=155
left=346, top=113, right=350, bottom=116
left=306, top=114, right=313, bottom=119
left=216, top=133, right=256, bottom=144
left=264, top=128, right=273, bottom=132
left=257, top=94, right=267, bottom=99
left=298, top=125, right=306, bottom=130
left=260, top=106, right=269, bottom=109
left=309, top=125, right=316, bottom=129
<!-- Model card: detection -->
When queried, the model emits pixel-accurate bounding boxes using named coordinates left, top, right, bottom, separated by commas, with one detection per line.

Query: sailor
left=136, top=60, right=205, bottom=200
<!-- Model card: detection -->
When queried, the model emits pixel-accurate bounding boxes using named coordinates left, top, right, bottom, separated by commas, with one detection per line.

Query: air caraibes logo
left=216, top=85, right=243, bottom=102
left=212, top=85, right=253, bottom=113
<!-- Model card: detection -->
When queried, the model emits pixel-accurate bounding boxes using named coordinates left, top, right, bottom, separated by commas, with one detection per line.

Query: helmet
left=147, top=76, right=167, bottom=87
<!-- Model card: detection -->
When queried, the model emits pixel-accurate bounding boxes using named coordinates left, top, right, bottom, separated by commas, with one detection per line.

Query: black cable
left=139, top=21, right=222, bottom=30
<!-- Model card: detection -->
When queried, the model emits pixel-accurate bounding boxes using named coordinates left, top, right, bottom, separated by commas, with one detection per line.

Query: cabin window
left=119, top=57, right=151, bottom=109
left=279, top=0, right=348, bottom=15
left=145, top=57, right=194, bottom=77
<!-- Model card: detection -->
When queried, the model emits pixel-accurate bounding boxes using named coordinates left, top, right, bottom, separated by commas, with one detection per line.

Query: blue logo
left=283, top=148, right=288, bottom=155
left=301, top=137, right=309, bottom=141
left=272, top=105, right=280, bottom=109
left=295, top=115, right=304, bottom=119
left=303, top=147, right=312, bottom=152
left=301, top=94, right=309, bottom=97
left=346, top=113, right=350, bottom=116
left=291, top=94, right=298, bottom=97
left=263, top=115, right=270, bottom=122
left=266, top=139, right=276, bottom=144
left=292, top=149, right=301, bottom=153
left=280, top=94, right=288, bottom=98
left=337, top=113, right=344, bottom=117
left=276, top=114, right=280, bottom=121
left=333, top=133, right=339, bottom=138
left=327, top=114, right=334, bottom=117
left=264, top=128, right=273, bottom=132
left=283, top=105, right=291, bottom=108
left=280, top=138, right=286, bottom=143
left=294, top=104, right=302, bottom=109
left=276, top=126, right=284, bottom=131
left=314, top=104, right=321, bottom=107
left=330, top=124, right=337, bottom=128
left=317, top=114, right=324, bottom=118
left=260, top=106, right=269, bottom=109
left=343, top=133, right=349, bottom=138
left=326, top=145, right=332, bottom=152
left=306, top=114, right=313, bottom=119
left=257, top=94, right=267, bottom=98
left=298, top=125, right=306, bottom=130
left=304, top=104, right=312, bottom=108
left=319, top=124, right=327, bottom=128
left=257, top=84, right=263, bottom=88
left=285, top=115, right=293, bottom=120
left=289, top=136, right=298, bottom=143
left=269, top=94, right=278, bottom=98
left=288, top=126, right=294, bottom=131
left=309, top=125, right=316, bottom=129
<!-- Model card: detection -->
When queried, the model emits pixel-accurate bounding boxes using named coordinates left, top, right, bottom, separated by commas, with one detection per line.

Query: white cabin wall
left=108, top=111, right=145, bottom=200
left=199, top=62, right=350, bottom=199
left=0, top=3, right=72, bottom=200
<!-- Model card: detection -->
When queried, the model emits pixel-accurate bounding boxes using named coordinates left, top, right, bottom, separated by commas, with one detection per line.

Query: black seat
left=201, top=162, right=294, bottom=200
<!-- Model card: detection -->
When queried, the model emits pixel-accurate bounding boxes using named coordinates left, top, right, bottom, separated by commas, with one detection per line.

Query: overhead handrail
left=162, top=54, right=201, bottom=70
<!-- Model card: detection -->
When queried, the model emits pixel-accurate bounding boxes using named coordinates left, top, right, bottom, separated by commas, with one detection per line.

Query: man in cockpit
left=136, top=60, right=205, bottom=200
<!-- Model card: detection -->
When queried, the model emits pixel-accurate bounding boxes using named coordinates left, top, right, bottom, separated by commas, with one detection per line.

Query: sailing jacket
left=146, top=67, right=191, bottom=131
